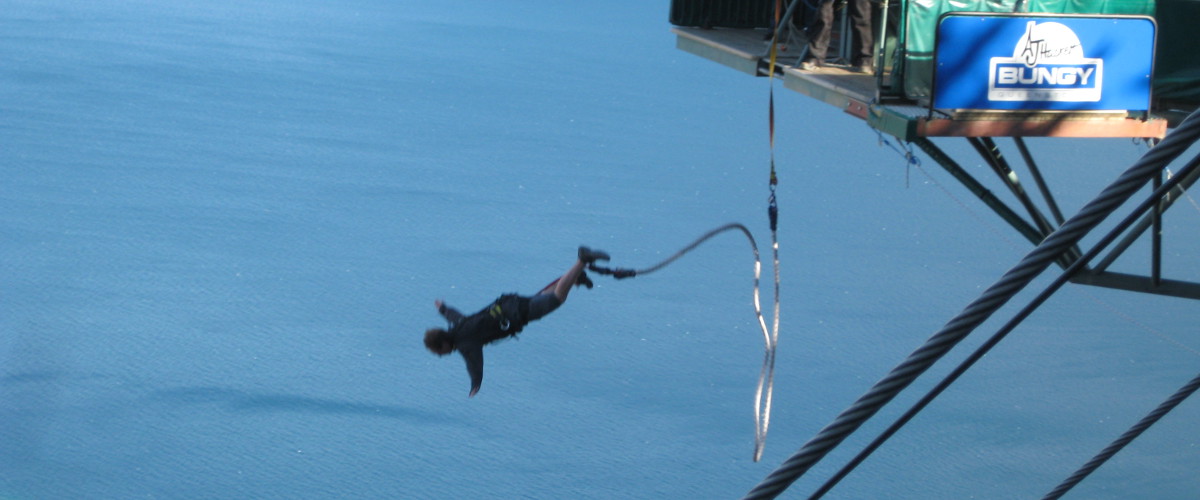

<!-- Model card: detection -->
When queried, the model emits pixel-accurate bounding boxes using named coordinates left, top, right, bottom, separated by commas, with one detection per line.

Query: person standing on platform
left=798, top=0, right=874, bottom=73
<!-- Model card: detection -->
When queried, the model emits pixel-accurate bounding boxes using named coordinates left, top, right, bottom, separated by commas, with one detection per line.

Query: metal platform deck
left=673, top=26, right=1170, bottom=140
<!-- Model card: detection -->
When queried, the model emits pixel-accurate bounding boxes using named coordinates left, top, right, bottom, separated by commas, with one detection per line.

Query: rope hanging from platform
left=757, top=0, right=783, bottom=464
left=590, top=4, right=790, bottom=463
left=588, top=222, right=781, bottom=462
left=590, top=13, right=788, bottom=459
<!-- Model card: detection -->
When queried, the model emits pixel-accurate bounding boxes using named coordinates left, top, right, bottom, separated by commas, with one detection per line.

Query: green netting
left=1154, top=0, right=1200, bottom=108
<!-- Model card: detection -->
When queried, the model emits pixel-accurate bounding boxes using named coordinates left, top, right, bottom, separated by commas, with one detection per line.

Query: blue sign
left=933, top=14, right=1155, bottom=111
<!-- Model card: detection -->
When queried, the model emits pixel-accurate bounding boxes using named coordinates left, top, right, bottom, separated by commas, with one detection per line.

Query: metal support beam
left=1070, top=271, right=1200, bottom=301
left=1013, top=137, right=1068, bottom=226
left=967, top=137, right=1081, bottom=266
left=915, top=115, right=1168, bottom=139
left=1152, top=172, right=1163, bottom=285
left=968, top=137, right=1058, bottom=237
left=1093, top=153, right=1200, bottom=274
left=744, top=109, right=1200, bottom=500
left=911, top=137, right=1046, bottom=246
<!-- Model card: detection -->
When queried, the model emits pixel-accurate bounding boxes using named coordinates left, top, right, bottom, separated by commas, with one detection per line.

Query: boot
left=578, top=246, right=610, bottom=264
left=575, top=270, right=594, bottom=289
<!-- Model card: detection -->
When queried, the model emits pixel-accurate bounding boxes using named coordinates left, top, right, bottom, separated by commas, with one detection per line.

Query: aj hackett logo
left=935, top=14, right=1151, bottom=111
left=988, top=21, right=1103, bottom=102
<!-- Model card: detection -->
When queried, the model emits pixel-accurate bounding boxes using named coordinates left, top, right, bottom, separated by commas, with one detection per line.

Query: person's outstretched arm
left=435, top=299, right=464, bottom=324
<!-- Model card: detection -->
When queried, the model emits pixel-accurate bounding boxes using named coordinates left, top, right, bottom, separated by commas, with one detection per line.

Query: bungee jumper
left=424, top=246, right=611, bottom=397
left=423, top=224, right=780, bottom=461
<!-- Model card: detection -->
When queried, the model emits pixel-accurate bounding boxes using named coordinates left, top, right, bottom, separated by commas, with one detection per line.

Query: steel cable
left=745, top=108, right=1200, bottom=499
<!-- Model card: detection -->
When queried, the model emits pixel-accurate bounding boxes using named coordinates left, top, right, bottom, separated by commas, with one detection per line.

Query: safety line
left=873, top=128, right=1023, bottom=249
left=1168, top=167, right=1200, bottom=214
left=591, top=1, right=790, bottom=462
left=759, top=0, right=783, bottom=464
left=588, top=223, right=781, bottom=461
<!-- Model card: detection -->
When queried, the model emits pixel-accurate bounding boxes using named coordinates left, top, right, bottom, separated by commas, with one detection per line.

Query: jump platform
left=673, top=26, right=1170, bottom=141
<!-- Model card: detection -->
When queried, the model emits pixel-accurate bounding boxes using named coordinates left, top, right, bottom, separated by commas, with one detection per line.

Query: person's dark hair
left=424, top=328, right=454, bottom=356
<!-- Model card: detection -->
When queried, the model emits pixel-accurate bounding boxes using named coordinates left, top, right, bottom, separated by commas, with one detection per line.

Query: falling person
left=424, top=246, right=610, bottom=397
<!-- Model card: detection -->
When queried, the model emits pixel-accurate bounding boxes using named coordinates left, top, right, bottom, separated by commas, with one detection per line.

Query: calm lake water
left=2, top=1, right=1197, bottom=498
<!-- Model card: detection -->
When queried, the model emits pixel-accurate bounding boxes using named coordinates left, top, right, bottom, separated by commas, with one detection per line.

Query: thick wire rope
left=878, top=128, right=1200, bottom=359
left=592, top=223, right=780, bottom=461
left=809, top=147, right=1200, bottom=500
left=744, top=108, right=1200, bottom=500
left=1042, top=371, right=1200, bottom=500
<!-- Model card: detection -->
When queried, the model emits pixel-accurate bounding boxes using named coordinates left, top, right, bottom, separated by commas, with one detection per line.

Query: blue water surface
left=2, top=1, right=1197, bottom=498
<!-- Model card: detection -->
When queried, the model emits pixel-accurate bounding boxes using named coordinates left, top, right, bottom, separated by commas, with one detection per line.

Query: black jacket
left=437, top=294, right=529, bottom=396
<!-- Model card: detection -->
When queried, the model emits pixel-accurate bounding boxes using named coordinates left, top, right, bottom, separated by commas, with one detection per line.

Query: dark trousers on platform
left=804, top=0, right=874, bottom=67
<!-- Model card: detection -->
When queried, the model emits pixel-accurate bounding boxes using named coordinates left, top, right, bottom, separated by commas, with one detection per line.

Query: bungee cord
left=588, top=1, right=791, bottom=461
left=585, top=1, right=794, bottom=463
left=588, top=222, right=781, bottom=462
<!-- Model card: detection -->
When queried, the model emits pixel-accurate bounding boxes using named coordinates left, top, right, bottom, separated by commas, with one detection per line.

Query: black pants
left=525, top=292, right=561, bottom=322
left=805, top=0, right=874, bottom=66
